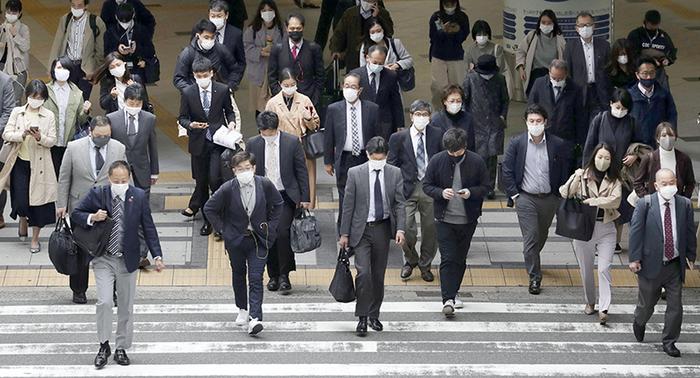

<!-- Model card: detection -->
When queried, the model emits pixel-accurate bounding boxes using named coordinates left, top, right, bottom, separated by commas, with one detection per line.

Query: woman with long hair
left=515, top=9, right=566, bottom=96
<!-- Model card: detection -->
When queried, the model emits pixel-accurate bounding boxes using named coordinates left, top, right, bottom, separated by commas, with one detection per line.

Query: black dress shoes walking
left=72, top=292, right=87, bottom=304
left=94, top=342, right=111, bottom=369
left=633, top=321, right=645, bottom=342
left=420, top=268, right=434, bottom=282
left=356, top=316, right=368, bottom=337
left=114, top=348, right=131, bottom=365
left=663, top=343, right=681, bottom=357
left=368, top=318, right=383, bottom=332
left=400, top=263, right=414, bottom=280
left=528, top=280, right=541, bottom=295
left=200, top=222, right=212, bottom=236
left=279, top=275, right=292, bottom=294
left=267, top=277, right=280, bottom=291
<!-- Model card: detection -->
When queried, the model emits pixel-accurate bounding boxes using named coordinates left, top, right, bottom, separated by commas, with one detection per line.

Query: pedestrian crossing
left=1, top=300, right=699, bottom=377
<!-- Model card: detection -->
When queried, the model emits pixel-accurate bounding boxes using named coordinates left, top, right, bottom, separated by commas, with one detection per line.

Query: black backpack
left=64, top=13, right=100, bottom=42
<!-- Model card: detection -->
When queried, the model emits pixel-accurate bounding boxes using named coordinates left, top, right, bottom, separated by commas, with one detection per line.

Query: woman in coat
left=265, top=68, right=320, bottom=207
left=606, top=38, right=637, bottom=91
left=560, top=143, right=622, bottom=325
left=0, top=80, right=57, bottom=253
left=428, top=0, right=469, bottom=110
left=0, top=0, right=30, bottom=102
left=44, top=56, right=91, bottom=176
left=430, top=84, right=474, bottom=152
left=515, top=9, right=566, bottom=96
left=95, top=52, right=147, bottom=113
left=358, top=17, right=413, bottom=73
left=243, top=0, right=284, bottom=115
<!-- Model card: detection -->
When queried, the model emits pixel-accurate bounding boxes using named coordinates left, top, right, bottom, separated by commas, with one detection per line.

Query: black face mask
left=288, top=31, right=303, bottom=42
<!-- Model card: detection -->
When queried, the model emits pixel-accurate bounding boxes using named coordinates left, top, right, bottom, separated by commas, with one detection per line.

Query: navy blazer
left=527, top=76, right=586, bottom=144
left=323, top=99, right=379, bottom=170
left=387, top=126, right=443, bottom=199
left=246, top=131, right=310, bottom=204
left=563, top=37, right=611, bottom=108
left=350, top=66, right=404, bottom=132
left=501, top=131, right=571, bottom=198
left=629, top=194, right=696, bottom=282
left=268, top=38, right=325, bottom=105
left=204, top=176, right=283, bottom=250
left=71, top=185, right=162, bottom=273
left=178, top=81, right=236, bottom=156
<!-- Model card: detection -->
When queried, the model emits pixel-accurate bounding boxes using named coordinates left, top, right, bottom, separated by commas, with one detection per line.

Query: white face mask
left=480, top=73, right=494, bottom=80
left=237, top=170, right=254, bottom=185
left=610, top=107, right=628, bottom=119
left=5, top=13, right=18, bottom=24
left=443, top=6, right=456, bottom=15
left=526, top=122, right=545, bottom=137
left=367, top=158, right=386, bottom=171
left=550, top=77, right=565, bottom=88
left=111, top=183, right=129, bottom=199
left=475, top=35, right=488, bottom=46
left=199, top=37, right=216, bottom=51
left=595, top=157, right=611, bottom=172
left=71, top=7, right=85, bottom=18
left=281, top=85, right=297, bottom=96
left=617, top=55, right=628, bottom=65
left=118, top=20, right=133, bottom=30
left=343, top=88, right=359, bottom=103
left=360, top=1, right=374, bottom=12
left=658, top=185, right=678, bottom=200
left=125, top=105, right=140, bottom=116
left=369, top=32, right=384, bottom=43
left=539, top=24, right=554, bottom=34
left=54, top=68, right=70, bottom=82
left=115, top=0, right=127, bottom=4
left=196, top=76, right=212, bottom=89
left=261, top=10, right=275, bottom=23
left=578, top=26, right=594, bottom=39
left=659, top=136, right=676, bottom=151
left=210, top=17, right=225, bottom=30
left=367, top=62, right=384, bottom=74
left=413, top=116, right=430, bottom=131
left=27, top=98, right=44, bottom=109
left=109, top=65, right=126, bottom=78
left=446, top=103, right=462, bottom=115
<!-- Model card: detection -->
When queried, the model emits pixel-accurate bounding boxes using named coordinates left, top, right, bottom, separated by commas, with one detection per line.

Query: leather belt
left=522, top=191, right=551, bottom=198
left=366, top=218, right=389, bottom=227
left=663, top=257, right=679, bottom=266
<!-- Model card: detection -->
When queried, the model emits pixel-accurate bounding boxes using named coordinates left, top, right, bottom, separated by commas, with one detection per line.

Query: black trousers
left=50, top=146, right=67, bottom=178
left=68, top=60, right=93, bottom=101
left=436, top=221, right=477, bottom=303
left=314, top=0, right=353, bottom=51
left=188, top=143, right=224, bottom=221
left=336, top=151, right=367, bottom=231
left=266, top=192, right=297, bottom=278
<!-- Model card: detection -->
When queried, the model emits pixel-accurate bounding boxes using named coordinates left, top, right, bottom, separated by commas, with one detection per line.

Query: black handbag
left=302, top=129, right=325, bottom=159
left=329, top=248, right=355, bottom=303
left=290, top=209, right=322, bottom=253
left=48, top=217, right=79, bottom=276
left=389, top=38, right=415, bottom=91
left=555, top=175, right=597, bottom=241
left=143, top=55, right=161, bottom=84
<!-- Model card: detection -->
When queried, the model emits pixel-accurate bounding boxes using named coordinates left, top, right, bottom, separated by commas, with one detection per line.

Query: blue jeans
left=436, top=221, right=477, bottom=303
left=228, top=235, right=268, bottom=320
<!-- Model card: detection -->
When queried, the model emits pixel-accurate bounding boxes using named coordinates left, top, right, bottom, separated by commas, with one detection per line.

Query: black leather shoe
left=420, top=268, right=434, bottom=282
left=94, top=343, right=111, bottom=369
left=356, top=317, right=368, bottom=337
left=114, top=348, right=130, bottom=365
left=200, top=222, right=212, bottom=236
left=214, top=232, right=223, bottom=241
left=72, top=292, right=87, bottom=304
left=663, top=343, right=681, bottom=357
left=279, top=275, right=292, bottom=294
left=267, top=277, right=279, bottom=291
left=400, top=263, right=414, bottom=280
left=633, top=321, right=645, bottom=342
left=368, top=318, right=383, bottom=331
left=487, top=191, right=496, bottom=200
left=528, top=280, right=541, bottom=295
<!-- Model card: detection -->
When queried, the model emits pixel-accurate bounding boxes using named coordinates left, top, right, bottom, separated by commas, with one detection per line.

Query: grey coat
left=463, top=71, right=509, bottom=158
left=0, top=70, right=17, bottom=133
left=242, top=24, right=284, bottom=87
left=107, top=109, right=158, bottom=189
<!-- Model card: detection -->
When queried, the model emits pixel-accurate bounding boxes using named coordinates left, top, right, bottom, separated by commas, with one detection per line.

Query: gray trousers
left=402, top=184, right=437, bottom=270
left=515, top=193, right=559, bottom=282
left=573, top=221, right=616, bottom=311
left=354, top=221, right=390, bottom=318
left=634, top=260, right=683, bottom=347
left=93, top=254, right=137, bottom=350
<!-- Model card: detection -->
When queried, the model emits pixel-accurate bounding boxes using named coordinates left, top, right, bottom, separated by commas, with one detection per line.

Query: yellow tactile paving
left=568, top=267, right=583, bottom=286
left=164, top=195, right=192, bottom=211
left=461, top=268, right=473, bottom=286
left=138, top=269, right=174, bottom=286
left=316, top=202, right=339, bottom=210
left=159, top=172, right=193, bottom=184
left=206, top=269, right=232, bottom=286
left=3, top=269, right=40, bottom=286
left=0, top=267, right=6, bottom=286
left=384, top=269, right=411, bottom=286
left=502, top=268, right=530, bottom=286
left=611, top=269, right=638, bottom=287
left=172, top=268, right=207, bottom=286
left=543, top=269, right=573, bottom=286
left=469, top=268, right=506, bottom=286
left=304, top=268, right=336, bottom=287
left=684, top=270, right=700, bottom=287
left=37, top=268, right=69, bottom=286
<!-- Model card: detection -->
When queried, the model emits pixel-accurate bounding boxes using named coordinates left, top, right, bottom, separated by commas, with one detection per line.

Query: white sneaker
left=248, top=318, right=264, bottom=335
left=442, top=300, right=455, bottom=318
left=235, top=309, right=249, bottom=326
left=454, top=295, right=464, bottom=309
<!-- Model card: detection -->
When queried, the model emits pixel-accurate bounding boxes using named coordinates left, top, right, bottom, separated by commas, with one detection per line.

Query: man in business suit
left=100, top=0, right=155, bottom=36
left=324, top=72, right=379, bottom=229
left=206, top=0, right=246, bottom=79
left=246, top=111, right=310, bottom=294
left=0, top=70, right=18, bottom=229
left=268, top=13, right=325, bottom=106
left=501, top=104, right=571, bottom=295
left=178, top=58, right=238, bottom=237
left=351, top=44, right=403, bottom=142
left=423, top=128, right=491, bottom=317
left=204, top=151, right=283, bottom=335
left=388, top=100, right=441, bottom=282
left=56, top=116, right=127, bottom=304
left=563, top=11, right=611, bottom=126
left=71, top=160, right=165, bottom=369
left=528, top=59, right=586, bottom=148
left=629, top=169, right=696, bottom=358
left=340, top=136, right=405, bottom=336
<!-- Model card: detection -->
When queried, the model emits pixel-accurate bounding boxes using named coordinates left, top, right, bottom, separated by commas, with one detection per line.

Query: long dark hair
left=91, top=52, right=133, bottom=85
left=361, top=17, right=392, bottom=54
left=534, top=9, right=562, bottom=36
left=250, top=0, right=284, bottom=36
left=438, top=0, right=466, bottom=21
left=606, top=38, right=635, bottom=77
left=584, top=143, right=620, bottom=183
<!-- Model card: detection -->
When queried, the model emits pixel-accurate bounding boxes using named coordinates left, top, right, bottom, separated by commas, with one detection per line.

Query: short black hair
left=636, top=56, right=658, bottom=71
left=194, top=19, right=217, bottom=34
left=209, top=0, right=229, bottom=13
left=25, top=79, right=48, bottom=101
left=442, top=128, right=467, bottom=153
left=409, top=99, right=432, bottom=114
left=256, top=111, right=279, bottom=131
left=279, top=67, right=297, bottom=83
left=611, top=88, right=633, bottom=111
left=231, top=150, right=256, bottom=168
left=116, top=3, right=135, bottom=22
left=471, top=19, right=492, bottom=40
left=192, top=57, right=213, bottom=73
left=5, top=0, right=22, bottom=14
left=644, top=9, right=661, bottom=24
left=343, top=72, right=362, bottom=86
left=89, top=115, right=111, bottom=131
left=108, top=160, right=131, bottom=177
left=124, top=83, right=145, bottom=102
left=49, top=56, right=75, bottom=81
left=365, top=136, right=388, bottom=155
left=366, top=44, right=388, bottom=58
left=524, top=103, right=548, bottom=120
left=287, top=12, right=305, bottom=26
left=576, top=11, right=594, bottom=22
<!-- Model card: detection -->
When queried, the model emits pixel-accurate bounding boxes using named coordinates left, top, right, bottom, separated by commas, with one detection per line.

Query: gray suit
left=629, top=194, right=697, bottom=347
left=107, top=110, right=158, bottom=191
left=0, top=71, right=18, bottom=216
left=340, top=162, right=406, bottom=318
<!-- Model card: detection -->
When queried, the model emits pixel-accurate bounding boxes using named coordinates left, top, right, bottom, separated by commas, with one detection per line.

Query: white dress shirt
left=638, top=82, right=654, bottom=98
left=580, top=37, right=595, bottom=84
left=658, top=193, right=679, bottom=261
left=52, top=82, right=70, bottom=146
left=659, top=148, right=676, bottom=173
left=410, top=127, right=427, bottom=163
left=264, top=133, right=284, bottom=191
left=289, top=38, right=303, bottom=57
left=115, top=80, right=127, bottom=110
left=367, top=166, right=388, bottom=222
left=343, top=101, right=363, bottom=152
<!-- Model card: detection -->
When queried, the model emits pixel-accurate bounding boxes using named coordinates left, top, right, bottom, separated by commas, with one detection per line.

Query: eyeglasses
left=638, top=71, right=656, bottom=78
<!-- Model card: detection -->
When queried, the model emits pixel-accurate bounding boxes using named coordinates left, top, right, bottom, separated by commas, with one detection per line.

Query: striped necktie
left=107, top=196, right=124, bottom=257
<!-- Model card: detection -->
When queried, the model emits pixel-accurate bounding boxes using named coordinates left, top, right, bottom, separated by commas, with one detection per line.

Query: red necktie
left=664, top=202, right=674, bottom=260
left=292, top=45, right=298, bottom=60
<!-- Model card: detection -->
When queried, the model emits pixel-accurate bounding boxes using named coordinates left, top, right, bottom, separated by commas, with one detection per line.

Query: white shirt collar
left=638, top=82, right=654, bottom=97
left=527, top=132, right=547, bottom=144
left=198, top=83, right=212, bottom=93
left=264, top=132, right=280, bottom=145
left=580, top=36, right=593, bottom=46
left=289, top=38, right=303, bottom=51
left=125, top=109, right=139, bottom=120
left=410, top=126, right=425, bottom=138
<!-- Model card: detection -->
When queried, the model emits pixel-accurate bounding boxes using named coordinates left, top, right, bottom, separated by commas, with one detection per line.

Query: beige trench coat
left=559, top=168, right=622, bottom=224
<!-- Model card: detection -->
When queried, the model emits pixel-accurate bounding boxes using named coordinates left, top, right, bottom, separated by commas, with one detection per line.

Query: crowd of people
left=0, top=0, right=695, bottom=368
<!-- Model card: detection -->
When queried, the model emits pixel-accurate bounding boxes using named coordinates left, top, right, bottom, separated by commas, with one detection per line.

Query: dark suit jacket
left=501, top=131, right=571, bottom=198
left=527, top=76, right=586, bottom=144
left=246, top=131, right=310, bottom=204
left=104, top=22, right=156, bottom=65
left=351, top=66, right=404, bottom=131
left=178, top=81, right=236, bottom=156
left=323, top=99, right=379, bottom=170
left=98, top=73, right=147, bottom=114
left=629, top=194, right=696, bottom=282
left=563, top=37, right=611, bottom=108
left=422, top=150, right=491, bottom=222
left=100, top=0, right=155, bottom=37
left=107, top=109, right=158, bottom=189
left=268, top=38, right=325, bottom=105
left=634, top=149, right=696, bottom=199
left=71, top=185, right=162, bottom=273
left=387, top=126, right=442, bottom=199
left=203, top=176, right=283, bottom=250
